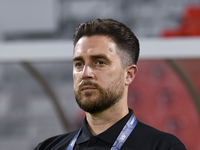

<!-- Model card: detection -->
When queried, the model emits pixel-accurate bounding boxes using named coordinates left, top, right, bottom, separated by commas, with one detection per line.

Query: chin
left=82, top=90, right=99, bottom=97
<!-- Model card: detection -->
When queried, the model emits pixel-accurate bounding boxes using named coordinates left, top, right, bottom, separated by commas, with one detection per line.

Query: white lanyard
left=66, top=113, right=138, bottom=150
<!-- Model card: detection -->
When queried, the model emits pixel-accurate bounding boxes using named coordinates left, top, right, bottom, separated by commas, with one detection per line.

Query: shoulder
left=34, top=130, right=78, bottom=150
left=126, top=121, right=186, bottom=150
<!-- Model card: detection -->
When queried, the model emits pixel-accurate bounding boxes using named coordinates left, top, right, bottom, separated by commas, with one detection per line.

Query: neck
left=85, top=103, right=129, bottom=135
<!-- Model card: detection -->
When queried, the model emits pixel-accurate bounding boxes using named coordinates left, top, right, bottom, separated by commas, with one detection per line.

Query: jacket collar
left=76, top=109, right=133, bottom=144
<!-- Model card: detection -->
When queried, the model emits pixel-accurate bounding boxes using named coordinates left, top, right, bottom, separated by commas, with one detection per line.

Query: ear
left=125, top=65, right=138, bottom=86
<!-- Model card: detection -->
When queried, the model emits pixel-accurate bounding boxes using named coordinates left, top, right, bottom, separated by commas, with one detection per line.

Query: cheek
left=73, top=72, right=81, bottom=86
left=98, top=71, right=115, bottom=85
left=109, top=68, right=125, bottom=84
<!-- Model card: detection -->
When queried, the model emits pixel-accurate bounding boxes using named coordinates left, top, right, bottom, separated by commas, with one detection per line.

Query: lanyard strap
left=111, top=113, right=137, bottom=150
left=66, top=128, right=81, bottom=150
left=66, top=113, right=138, bottom=150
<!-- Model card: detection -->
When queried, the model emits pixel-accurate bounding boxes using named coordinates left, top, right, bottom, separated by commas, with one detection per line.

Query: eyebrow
left=91, top=54, right=110, bottom=61
left=73, top=56, right=83, bottom=62
left=73, top=54, right=110, bottom=62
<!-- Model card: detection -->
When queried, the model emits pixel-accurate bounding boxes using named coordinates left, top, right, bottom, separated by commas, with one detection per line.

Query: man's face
left=73, top=35, right=125, bottom=113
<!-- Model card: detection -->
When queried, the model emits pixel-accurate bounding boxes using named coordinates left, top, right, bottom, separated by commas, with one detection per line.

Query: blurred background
left=0, top=0, right=200, bottom=149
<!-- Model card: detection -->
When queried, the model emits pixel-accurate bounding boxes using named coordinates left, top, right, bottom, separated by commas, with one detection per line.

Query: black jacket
left=35, top=109, right=186, bottom=150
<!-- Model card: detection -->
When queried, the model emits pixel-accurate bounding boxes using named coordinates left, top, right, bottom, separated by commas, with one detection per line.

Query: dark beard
left=74, top=78, right=124, bottom=114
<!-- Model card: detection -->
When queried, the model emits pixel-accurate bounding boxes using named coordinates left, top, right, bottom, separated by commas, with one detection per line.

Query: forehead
left=74, top=35, right=119, bottom=57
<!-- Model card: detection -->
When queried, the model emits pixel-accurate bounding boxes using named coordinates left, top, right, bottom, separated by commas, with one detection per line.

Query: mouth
left=81, top=86, right=97, bottom=91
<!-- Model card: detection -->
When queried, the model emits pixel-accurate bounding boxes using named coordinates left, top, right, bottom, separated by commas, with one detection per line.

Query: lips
left=81, top=85, right=97, bottom=91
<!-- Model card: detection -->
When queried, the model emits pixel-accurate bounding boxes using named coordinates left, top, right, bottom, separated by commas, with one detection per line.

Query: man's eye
left=75, top=62, right=83, bottom=67
left=96, top=61, right=105, bottom=65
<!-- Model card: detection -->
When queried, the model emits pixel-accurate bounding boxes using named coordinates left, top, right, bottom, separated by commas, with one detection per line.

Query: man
left=35, top=19, right=186, bottom=150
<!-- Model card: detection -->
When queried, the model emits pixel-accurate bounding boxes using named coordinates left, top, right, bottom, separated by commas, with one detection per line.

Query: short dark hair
left=73, top=18, right=140, bottom=66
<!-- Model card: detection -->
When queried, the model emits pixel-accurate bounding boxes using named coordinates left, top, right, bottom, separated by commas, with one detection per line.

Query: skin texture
left=73, top=35, right=138, bottom=135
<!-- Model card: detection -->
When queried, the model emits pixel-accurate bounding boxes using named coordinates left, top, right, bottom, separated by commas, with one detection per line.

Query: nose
left=81, top=65, right=94, bottom=79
